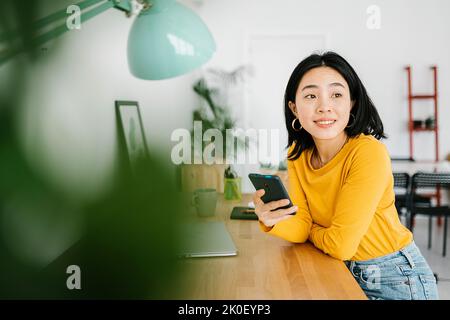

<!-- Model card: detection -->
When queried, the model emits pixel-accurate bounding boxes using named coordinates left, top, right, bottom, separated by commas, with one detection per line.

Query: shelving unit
left=405, top=65, right=442, bottom=223
left=405, top=65, right=439, bottom=162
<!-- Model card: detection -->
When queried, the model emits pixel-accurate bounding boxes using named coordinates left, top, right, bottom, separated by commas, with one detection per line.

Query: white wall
left=196, top=0, right=450, bottom=165
left=11, top=0, right=450, bottom=197
left=16, top=1, right=201, bottom=201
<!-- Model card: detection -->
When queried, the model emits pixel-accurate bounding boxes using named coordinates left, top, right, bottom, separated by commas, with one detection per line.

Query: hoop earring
left=292, top=118, right=302, bottom=132
left=346, top=113, right=356, bottom=128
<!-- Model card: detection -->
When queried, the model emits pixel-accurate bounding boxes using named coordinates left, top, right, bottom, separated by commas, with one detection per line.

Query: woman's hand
left=252, top=189, right=297, bottom=228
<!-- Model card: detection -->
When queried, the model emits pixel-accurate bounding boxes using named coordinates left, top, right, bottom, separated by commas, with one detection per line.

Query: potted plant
left=181, top=66, right=250, bottom=193
left=259, top=161, right=278, bottom=175
left=224, top=165, right=242, bottom=201
left=425, top=116, right=435, bottom=129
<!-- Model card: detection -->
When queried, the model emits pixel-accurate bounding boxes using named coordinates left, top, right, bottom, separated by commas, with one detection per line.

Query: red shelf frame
left=405, top=65, right=439, bottom=162
left=412, top=127, right=435, bottom=132
left=411, top=95, right=435, bottom=99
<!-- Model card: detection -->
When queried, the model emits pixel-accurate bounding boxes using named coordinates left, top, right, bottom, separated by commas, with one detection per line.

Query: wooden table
left=174, top=194, right=367, bottom=300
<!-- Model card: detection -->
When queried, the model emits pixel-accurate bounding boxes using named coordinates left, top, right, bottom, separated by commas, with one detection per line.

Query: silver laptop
left=178, top=221, right=237, bottom=258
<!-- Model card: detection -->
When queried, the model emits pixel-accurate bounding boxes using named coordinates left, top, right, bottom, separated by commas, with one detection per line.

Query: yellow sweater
left=261, top=134, right=413, bottom=261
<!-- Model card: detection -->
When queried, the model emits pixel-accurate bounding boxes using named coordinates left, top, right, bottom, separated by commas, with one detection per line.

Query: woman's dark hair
left=285, top=51, right=386, bottom=160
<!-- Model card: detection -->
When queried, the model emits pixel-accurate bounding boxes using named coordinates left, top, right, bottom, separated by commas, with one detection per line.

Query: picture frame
left=115, top=100, right=149, bottom=168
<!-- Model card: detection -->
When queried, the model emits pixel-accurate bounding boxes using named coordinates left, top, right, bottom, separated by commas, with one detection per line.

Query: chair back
left=393, top=172, right=410, bottom=189
left=393, top=172, right=410, bottom=216
left=411, top=172, right=450, bottom=190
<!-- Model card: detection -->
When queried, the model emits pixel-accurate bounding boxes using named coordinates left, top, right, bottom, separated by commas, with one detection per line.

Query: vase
left=224, top=177, right=242, bottom=201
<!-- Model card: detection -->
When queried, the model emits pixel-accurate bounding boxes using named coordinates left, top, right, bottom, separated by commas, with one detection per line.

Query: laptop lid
left=178, top=221, right=237, bottom=258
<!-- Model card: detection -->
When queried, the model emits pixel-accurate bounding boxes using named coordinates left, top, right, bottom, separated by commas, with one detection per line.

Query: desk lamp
left=0, top=0, right=216, bottom=79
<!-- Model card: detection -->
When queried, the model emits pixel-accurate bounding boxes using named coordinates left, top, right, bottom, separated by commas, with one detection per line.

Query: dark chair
left=393, top=172, right=410, bottom=217
left=409, top=172, right=450, bottom=257
left=392, top=172, right=431, bottom=226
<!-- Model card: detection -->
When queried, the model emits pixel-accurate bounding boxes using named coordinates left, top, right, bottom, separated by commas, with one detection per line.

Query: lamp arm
left=0, top=0, right=105, bottom=43
left=0, top=0, right=142, bottom=65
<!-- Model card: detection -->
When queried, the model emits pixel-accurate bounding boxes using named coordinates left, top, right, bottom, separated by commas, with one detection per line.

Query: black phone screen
left=248, top=173, right=293, bottom=211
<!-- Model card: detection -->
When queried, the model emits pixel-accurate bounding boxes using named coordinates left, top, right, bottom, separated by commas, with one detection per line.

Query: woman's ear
left=288, top=101, right=298, bottom=117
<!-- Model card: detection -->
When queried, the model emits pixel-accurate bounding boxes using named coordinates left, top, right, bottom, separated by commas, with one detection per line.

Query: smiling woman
left=285, top=52, right=386, bottom=163
left=289, top=67, right=353, bottom=169
left=252, top=52, right=439, bottom=300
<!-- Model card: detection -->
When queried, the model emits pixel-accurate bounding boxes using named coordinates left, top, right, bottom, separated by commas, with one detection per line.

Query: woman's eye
left=333, top=93, right=342, bottom=98
left=305, top=94, right=316, bottom=99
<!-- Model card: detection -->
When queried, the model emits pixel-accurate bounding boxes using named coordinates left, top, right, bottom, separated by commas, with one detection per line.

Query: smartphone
left=248, top=173, right=294, bottom=213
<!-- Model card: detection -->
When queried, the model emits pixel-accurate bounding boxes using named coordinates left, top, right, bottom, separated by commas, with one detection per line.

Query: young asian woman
left=252, top=52, right=438, bottom=300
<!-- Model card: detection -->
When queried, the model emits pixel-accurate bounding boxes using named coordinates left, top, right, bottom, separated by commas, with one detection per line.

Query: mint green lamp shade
left=127, top=0, right=216, bottom=80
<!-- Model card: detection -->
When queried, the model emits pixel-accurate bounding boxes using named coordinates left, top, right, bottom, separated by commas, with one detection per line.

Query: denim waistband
left=347, top=241, right=417, bottom=268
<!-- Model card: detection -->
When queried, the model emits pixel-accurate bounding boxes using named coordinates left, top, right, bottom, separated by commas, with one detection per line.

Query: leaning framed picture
left=115, top=100, right=149, bottom=168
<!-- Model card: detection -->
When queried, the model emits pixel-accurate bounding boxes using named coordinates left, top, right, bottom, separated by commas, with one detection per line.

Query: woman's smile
left=314, top=118, right=337, bottom=128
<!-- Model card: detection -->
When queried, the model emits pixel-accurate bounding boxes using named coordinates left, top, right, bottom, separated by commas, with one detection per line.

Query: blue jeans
left=345, top=241, right=439, bottom=300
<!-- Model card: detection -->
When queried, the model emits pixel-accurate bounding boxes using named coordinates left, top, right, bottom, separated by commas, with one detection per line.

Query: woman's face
left=290, top=66, right=353, bottom=141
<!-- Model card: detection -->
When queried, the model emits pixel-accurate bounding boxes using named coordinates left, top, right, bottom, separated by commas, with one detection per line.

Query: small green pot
left=224, top=177, right=242, bottom=201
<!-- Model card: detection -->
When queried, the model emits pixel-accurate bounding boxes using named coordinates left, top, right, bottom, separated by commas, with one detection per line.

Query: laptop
left=177, top=221, right=237, bottom=258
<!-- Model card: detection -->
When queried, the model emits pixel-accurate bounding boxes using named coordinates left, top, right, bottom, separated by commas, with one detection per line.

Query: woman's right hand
left=252, top=189, right=297, bottom=228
